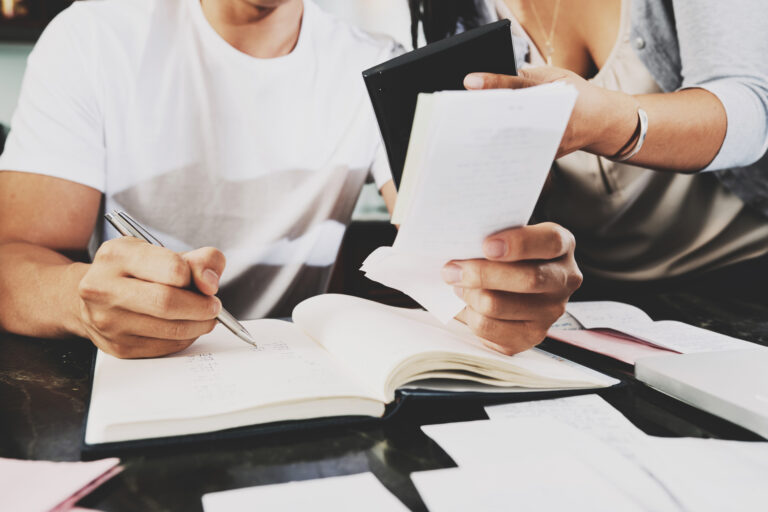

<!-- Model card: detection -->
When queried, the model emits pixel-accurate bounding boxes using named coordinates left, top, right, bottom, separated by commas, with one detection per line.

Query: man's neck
left=200, top=0, right=304, bottom=59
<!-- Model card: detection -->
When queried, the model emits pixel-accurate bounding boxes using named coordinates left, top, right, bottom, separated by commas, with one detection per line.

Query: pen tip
left=241, top=328, right=257, bottom=347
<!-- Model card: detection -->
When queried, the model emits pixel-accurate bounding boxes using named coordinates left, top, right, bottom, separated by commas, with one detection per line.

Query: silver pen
left=104, top=210, right=257, bottom=347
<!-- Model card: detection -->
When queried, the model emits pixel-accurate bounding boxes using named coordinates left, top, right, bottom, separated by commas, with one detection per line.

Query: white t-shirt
left=0, top=0, right=398, bottom=319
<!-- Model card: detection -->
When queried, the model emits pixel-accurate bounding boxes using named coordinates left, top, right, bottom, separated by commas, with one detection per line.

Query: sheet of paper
left=421, top=417, right=680, bottom=511
left=363, top=84, right=578, bottom=323
left=636, top=437, right=768, bottom=512
left=0, top=457, right=121, bottom=512
left=202, top=472, right=407, bottom=512
left=484, top=395, right=648, bottom=461
left=484, top=395, right=768, bottom=512
left=412, top=456, right=646, bottom=512
left=547, top=328, right=674, bottom=364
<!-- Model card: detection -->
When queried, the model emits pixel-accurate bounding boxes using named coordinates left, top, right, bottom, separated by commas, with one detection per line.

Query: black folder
left=362, top=19, right=517, bottom=188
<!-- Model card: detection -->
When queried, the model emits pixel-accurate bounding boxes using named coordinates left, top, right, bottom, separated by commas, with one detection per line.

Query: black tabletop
left=2, top=270, right=767, bottom=511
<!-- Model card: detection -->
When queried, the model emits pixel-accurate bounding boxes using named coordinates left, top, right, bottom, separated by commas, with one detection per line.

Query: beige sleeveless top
left=496, top=0, right=768, bottom=280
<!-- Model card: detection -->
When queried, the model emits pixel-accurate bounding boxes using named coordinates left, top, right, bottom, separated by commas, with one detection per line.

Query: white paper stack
left=362, top=83, right=578, bottom=322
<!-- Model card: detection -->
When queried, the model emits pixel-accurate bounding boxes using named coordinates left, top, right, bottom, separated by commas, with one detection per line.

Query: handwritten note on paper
left=202, top=473, right=408, bottom=512
left=362, top=84, right=578, bottom=323
left=484, top=395, right=648, bottom=461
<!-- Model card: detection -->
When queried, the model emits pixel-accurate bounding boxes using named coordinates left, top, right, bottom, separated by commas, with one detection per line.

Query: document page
left=363, top=84, right=578, bottom=323
left=484, top=395, right=768, bottom=512
left=412, top=457, right=645, bottom=512
left=86, top=319, right=382, bottom=444
left=635, top=438, right=768, bottom=512
left=421, top=417, right=680, bottom=512
left=484, top=395, right=648, bottom=460
left=202, top=473, right=407, bottom=512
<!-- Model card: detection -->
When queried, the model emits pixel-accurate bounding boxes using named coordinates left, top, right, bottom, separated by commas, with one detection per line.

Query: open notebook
left=84, top=295, right=616, bottom=446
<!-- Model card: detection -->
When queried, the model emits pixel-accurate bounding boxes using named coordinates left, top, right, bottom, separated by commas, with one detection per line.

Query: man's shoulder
left=44, top=0, right=176, bottom=53
left=308, top=1, right=401, bottom=64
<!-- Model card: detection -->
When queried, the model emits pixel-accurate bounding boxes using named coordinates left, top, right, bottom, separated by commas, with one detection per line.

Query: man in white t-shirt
left=0, top=0, right=582, bottom=359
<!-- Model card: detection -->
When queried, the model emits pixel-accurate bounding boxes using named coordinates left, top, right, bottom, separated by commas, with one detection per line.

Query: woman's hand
left=442, top=223, right=582, bottom=355
left=465, top=68, right=639, bottom=159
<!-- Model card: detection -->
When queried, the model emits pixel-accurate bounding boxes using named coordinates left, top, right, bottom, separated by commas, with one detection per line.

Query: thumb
left=464, top=70, right=541, bottom=90
left=181, top=247, right=226, bottom=295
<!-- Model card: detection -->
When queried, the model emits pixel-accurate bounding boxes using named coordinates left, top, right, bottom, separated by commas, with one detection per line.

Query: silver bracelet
left=615, top=108, right=648, bottom=162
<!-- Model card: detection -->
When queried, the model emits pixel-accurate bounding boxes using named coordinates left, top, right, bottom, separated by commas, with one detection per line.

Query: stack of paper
left=412, top=395, right=768, bottom=511
left=362, top=83, right=578, bottom=323
left=0, top=457, right=121, bottom=512
left=202, top=472, right=407, bottom=512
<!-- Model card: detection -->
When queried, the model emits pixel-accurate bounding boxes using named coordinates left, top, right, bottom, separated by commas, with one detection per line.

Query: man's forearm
left=0, top=242, right=88, bottom=339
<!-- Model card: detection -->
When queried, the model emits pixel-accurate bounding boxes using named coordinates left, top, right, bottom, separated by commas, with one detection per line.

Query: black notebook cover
left=363, top=19, right=517, bottom=188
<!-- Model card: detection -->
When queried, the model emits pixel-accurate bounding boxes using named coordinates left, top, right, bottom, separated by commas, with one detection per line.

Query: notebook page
left=86, top=320, right=381, bottom=444
left=566, top=302, right=757, bottom=353
left=293, top=294, right=616, bottom=402
left=363, top=84, right=577, bottom=322
left=565, top=301, right=653, bottom=330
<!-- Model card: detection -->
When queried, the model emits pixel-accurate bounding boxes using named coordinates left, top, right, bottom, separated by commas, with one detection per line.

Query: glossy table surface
left=2, top=255, right=767, bottom=511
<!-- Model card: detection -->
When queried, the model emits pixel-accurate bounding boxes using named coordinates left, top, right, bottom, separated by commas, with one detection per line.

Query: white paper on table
left=0, top=457, right=121, bottom=512
left=635, top=437, right=768, bottom=512
left=484, top=395, right=648, bottom=461
left=412, top=455, right=646, bottom=512
left=201, top=472, right=407, bottom=512
left=363, top=84, right=578, bottom=323
left=421, top=417, right=681, bottom=512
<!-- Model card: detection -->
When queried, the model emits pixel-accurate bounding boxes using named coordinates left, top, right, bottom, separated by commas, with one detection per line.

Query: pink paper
left=548, top=328, right=676, bottom=364
left=0, top=457, right=121, bottom=512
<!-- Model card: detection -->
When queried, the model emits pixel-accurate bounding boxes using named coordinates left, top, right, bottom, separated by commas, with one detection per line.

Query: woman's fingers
left=443, top=258, right=578, bottom=294
left=482, top=223, right=576, bottom=262
left=457, top=288, right=567, bottom=322
left=456, top=307, right=547, bottom=356
left=464, top=68, right=564, bottom=90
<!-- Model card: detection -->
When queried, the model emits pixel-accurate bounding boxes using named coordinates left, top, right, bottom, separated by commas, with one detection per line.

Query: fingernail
left=464, top=74, right=484, bottom=89
left=203, top=268, right=219, bottom=289
left=483, top=239, right=507, bottom=259
left=213, top=297, right=222, bottom=315
left=453, top=286, right=464, bottom=299
left=441, top=263, right=463, bottom=284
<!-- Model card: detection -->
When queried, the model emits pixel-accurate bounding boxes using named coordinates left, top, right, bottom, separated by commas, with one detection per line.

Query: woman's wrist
left=585, top=90, right=640, bottom=157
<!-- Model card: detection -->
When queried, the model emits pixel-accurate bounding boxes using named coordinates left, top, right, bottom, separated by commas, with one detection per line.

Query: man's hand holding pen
left=77, top=237, right=226, bottom=359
